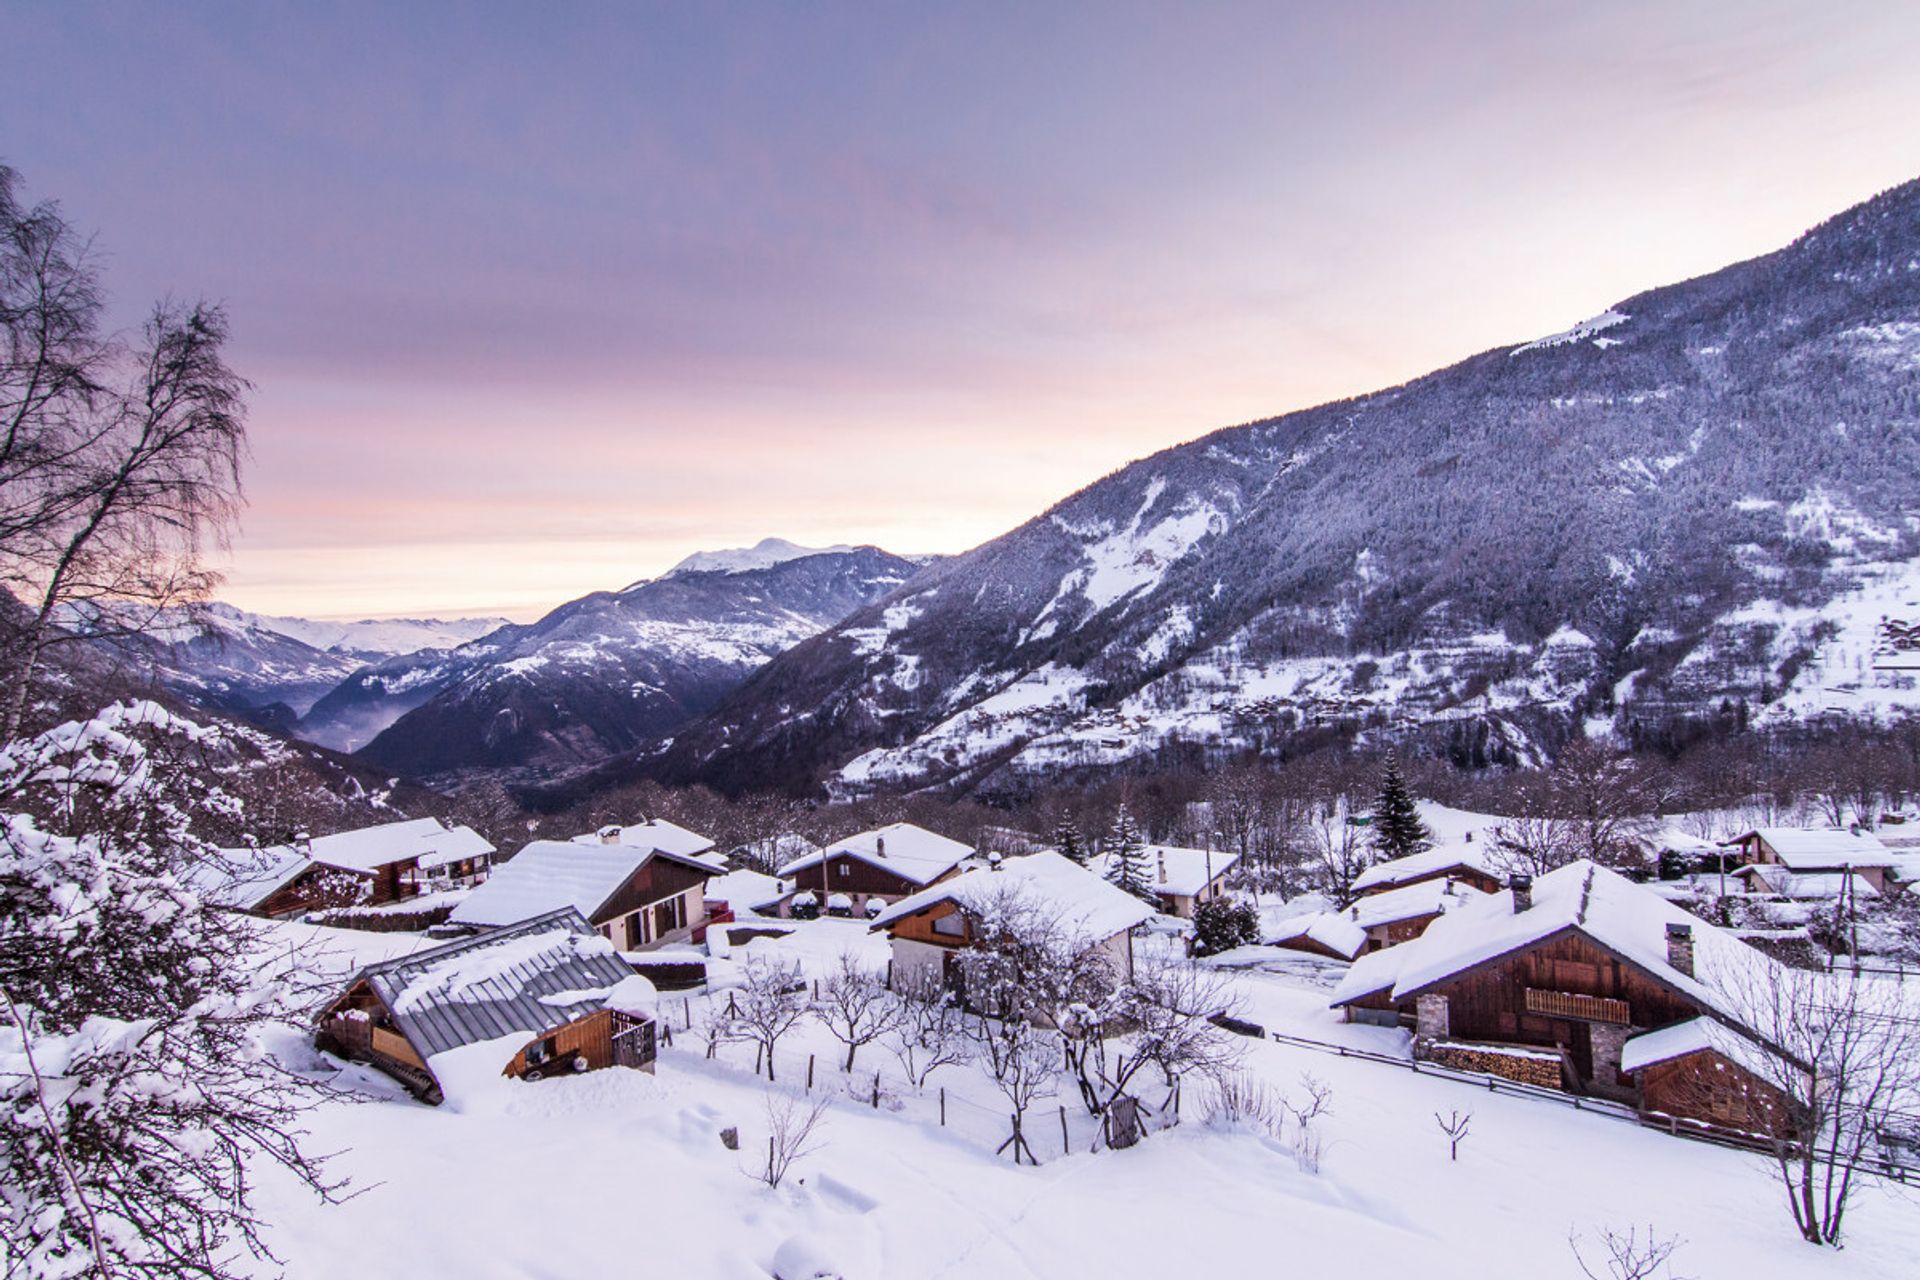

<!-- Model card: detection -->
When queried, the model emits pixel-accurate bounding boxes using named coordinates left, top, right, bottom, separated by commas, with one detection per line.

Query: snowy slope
left=658, top=537, right=859, bottom=581
left=649, top=174, right=1920, bottom=797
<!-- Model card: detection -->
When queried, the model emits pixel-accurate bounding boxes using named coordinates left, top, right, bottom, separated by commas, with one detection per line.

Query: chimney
left=1157, top=850, right=1167, bottom=883
left=1509, top=873, right=1533, bottom=913
left=988, top=851, right=1003, bottom=872
left=294, top=830, right=313, bottom=856
left=598, top=824, right=621, bottom=845
left=875, top=835, right=886, bottom=858
left=1665, top=923, right=1695, bottom=978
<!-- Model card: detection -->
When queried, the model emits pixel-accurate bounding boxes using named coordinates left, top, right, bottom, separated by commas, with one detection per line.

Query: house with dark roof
left=1330, top=860, right=1799, bottom=1135
left=314, top=908, right=657, bottom=1104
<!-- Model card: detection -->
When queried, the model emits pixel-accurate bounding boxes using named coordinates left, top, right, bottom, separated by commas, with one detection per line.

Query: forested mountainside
left=344, top=546, right=922, bottom=779
left=646, top=177, right=1920, bottom=798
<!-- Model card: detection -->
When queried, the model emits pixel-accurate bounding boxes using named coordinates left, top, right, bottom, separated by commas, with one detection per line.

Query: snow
left=603, top=974, right=661, bottom=1019
left=244, top=816, right=494, bottom=876
left=708, top=868, right=788, bottom=914
left=450, top=840, right=713, bottom=929
left=1088, top=844, right=1237, bottom=898
left=778, top=823, right=973, bottom=888
left=1620, top=1017, right=1779, bottom=1081
left=1511, top=309, right=1629, bottom=354
left=663, top=537, right=858, bottom=579
left=869, top=851, right=1156, bottom=941
left=570, top=816, right=718, bottom=860
left=1344, top=878, right=1484, bottom=930
left=1736, top=827, right=1895, bottom=870
left=1351, top=842, right=1497, bottom=894
left=1268, top=912, right=1368, bottom=960
left=252, top=909, right=1920, bottom=1279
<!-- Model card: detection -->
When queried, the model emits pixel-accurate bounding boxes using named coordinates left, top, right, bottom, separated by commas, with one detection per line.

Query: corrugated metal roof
left=352, top=908, right=634, bottom=1059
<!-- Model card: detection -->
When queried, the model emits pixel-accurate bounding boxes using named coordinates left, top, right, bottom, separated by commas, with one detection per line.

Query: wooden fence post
left=940, top=1087, right=946, bottom=1126
left=1059, top=1104, right=1069, bottom=1153
left=807, top=1055, right=815, bottom=1090
left=872, top=1071, right=881, bottom=1108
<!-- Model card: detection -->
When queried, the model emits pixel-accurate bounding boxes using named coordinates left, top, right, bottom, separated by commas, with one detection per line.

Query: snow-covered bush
left=1191, top=895, right=1261, bottom=957
left=0, top=703, right=339, bottom=1278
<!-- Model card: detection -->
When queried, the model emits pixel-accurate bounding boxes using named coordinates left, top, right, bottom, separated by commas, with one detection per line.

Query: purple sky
left=6, top=2, right=1920, bottom=620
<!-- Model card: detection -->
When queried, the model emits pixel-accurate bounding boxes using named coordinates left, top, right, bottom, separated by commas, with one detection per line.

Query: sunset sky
left=5, top=2, right=1920, bottom=621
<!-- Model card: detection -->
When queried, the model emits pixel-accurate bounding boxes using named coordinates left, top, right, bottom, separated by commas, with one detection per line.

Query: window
left=526, top=1036, right=556, bottom=1066
left=626, top=910, right=644, bottom=945
left=932, top=913, right=965, bottom=938
left=652, top=893, right=686, bottom=939
left=838, top=863, right=850, bottom=878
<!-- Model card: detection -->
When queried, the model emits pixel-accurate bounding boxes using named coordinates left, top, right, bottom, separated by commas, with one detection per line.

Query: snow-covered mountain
left=642, top=176, right=1920, bottom=798
left=89, top=603, right=509, bottom=723
left=657, top=537, right=858, bottom=581
left=333, top=546, right=921, bottom=774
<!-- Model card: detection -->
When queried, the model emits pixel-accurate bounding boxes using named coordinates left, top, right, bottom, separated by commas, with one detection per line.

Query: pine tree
left=1103, top=806, right=1158, bottom=903
left=1053, top=815, right=1087, bottom=866
left=1370, top=749, right=1433, bottom=861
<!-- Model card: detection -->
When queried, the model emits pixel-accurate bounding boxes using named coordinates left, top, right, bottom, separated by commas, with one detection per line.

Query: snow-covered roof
left=1730, top=864, right=1879, bottom=900
left=1351, top=845, right=1496, bottom=894
left=780, top=822, right=972, bottom=887
left=233, top=817, right=496, bottom=876
left=1621, top=1016, right=1781, bottom=1081
left=449, top=839, right=718, bottom=929
left=1334, top=860, right=1785, bottom=1035
left=348, top=908, right=634, bottom=1060
left=869, top=850, right=1154, bottom=942
left=571, top=817, right=717, bottom=861
left=1735, top=827, right=1895, bottom=869
left=1345, top=877, right=1486, bottom=930
left=705, top=868, right=786, bottom=914
left=1268, top=912, right=1367, bottom=960
left=1088, top=845, right=1239, bottom=898
left=1329, top=945, right=1403, bottom=1001
left=185, top=844, right=314, bottom=910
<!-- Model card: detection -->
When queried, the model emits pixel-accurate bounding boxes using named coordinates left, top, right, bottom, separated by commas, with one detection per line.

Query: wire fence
left=654, top=990, right=1178, bottom=1165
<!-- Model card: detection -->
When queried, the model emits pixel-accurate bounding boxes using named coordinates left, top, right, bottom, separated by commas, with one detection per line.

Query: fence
left=655, top=991, right=1177, bottom=1165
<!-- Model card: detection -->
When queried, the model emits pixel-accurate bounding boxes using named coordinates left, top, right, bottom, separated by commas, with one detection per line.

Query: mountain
left=88, top=603, right=509, bottom=725
left=647, top=176, right=1920, bottom=798
left=344, top=546, right=922, bottom=778
left=656, top=537, right=858, bottom=581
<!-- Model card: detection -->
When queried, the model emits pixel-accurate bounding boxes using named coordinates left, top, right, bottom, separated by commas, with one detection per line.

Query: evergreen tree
left=1103, top=806, right=1158, bottom=903
left=1053, top=815, right=1087, bottom=866
left=1370, top=749, right=1432, bottom=861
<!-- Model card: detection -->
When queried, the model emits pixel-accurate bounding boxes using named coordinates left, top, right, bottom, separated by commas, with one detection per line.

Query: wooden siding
left=595, top=858, right=712, bottom=927
left=1637, top=1050, right=1790, bottom=1137
left=796, top=853, right=947, bottom=900
left=886, top=898, right=974, bottom=948
left=500, top=1008, right=656, bottom=1078
left=257, top=864, right=376, bottom=918
left=1360, top=865, right=1503, bottom=897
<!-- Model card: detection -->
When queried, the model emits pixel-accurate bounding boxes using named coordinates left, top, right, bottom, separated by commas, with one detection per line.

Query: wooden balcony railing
left=1524, top=988, right=1631, bottom=1024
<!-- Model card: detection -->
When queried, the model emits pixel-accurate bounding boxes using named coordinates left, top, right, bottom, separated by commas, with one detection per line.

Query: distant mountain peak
left=656, top=537, right=859, bottom=582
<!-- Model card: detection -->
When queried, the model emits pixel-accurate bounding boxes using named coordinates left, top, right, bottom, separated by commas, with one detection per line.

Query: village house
left=1722, top=826, right=1904, bottom=893
left=1725, top=863, right=1881, bottom=902
left=448, top=837, right=725, bottom=951
left=776, top=822, right=973, bottom=917
left=572, top=816, right=716, bottom=859
left=870, top=850, right=1156, bottom=995
left=1091, top=844, right=1239, bottom=918
left=197, top=816, right=496, bottom=917
left=314, top=908, right=658, bottom=1104
left=1330, top=860, right=1799, bottom=1136
left=1351, top=845, right=1503, bottom=897
left=1270, top=876, right=1484, bottom=960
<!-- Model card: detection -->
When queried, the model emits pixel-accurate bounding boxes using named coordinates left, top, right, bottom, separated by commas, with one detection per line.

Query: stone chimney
left=1509, top=873, right=1533, bottom=913
left=875, top=835, right=887, bottom=858
left=598, top=824, right=621, bottom=845
left=988, top=851, right=1004, bottom=872
left=1665, top=922, right=1695, bottom=978
left=294, top=831, right=313, bottom=856
left=1157, top=850, right=1167, bottom=884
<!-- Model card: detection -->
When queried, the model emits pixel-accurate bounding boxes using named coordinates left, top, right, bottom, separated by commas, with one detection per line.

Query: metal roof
left=350, top=908, right=635, bottom=1060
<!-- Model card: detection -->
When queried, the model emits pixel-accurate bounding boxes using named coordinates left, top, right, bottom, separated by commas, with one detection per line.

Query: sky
left=4, top=2, right=1920, bottom=622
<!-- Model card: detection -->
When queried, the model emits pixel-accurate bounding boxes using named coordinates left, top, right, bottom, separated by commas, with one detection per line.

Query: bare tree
left=1708, top=963, right=1920, bottom=1245
left=814, top=952, right=897, bottom=1072
left=883, top=965, right=971, bottom=1089
left=1435, top=1108, right=1472, bottom=1161
left=754, top=1091, right=829, bottom=1190
left=971, top=1011, right=1059, bottom=1165
left=718, top=955, right=811, bottom=1083
left=0, top=166, right=248, bottom=740
left=1305, top=806, right=1373, bottom=907
left=1567, top=1225, right=1687, bottom=1280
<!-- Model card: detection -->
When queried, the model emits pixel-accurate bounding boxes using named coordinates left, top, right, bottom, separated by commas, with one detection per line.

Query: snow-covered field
left=251, top=909, right=1919, bottom=1279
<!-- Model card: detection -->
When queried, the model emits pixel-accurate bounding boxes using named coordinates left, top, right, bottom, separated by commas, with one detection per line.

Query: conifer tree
left=1370, top=749, right=1432, bottom=861
left=1053, top=815, right=1087, bottom=866
left=1103, top=806, right=1158, bottom=903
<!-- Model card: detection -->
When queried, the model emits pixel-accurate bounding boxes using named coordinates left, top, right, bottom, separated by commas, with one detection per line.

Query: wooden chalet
left=777, top=822, right=973, bottom=917
left=1722, top=827, right=1902, bottom=893
left=448, top=838, right=724, bottom=951
left=1331, top=861, right=1799, bottom=1135
left=1267, top=912, right=1368, bottom=961
left=197, top=817, right=496, bottom=917
left=1351, top=845, right=1503, bottom=897
left=870, top=851, right=1155, bottom=995
left=315, top=908, right=657, bottom=1104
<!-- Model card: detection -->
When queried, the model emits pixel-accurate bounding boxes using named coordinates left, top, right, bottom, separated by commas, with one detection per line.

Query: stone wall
left=1423, top=1041, right=1564, bottom=1090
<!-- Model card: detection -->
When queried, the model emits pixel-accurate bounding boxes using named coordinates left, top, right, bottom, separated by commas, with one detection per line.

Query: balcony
left=1524, top=988, right=1630, bottom=1024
